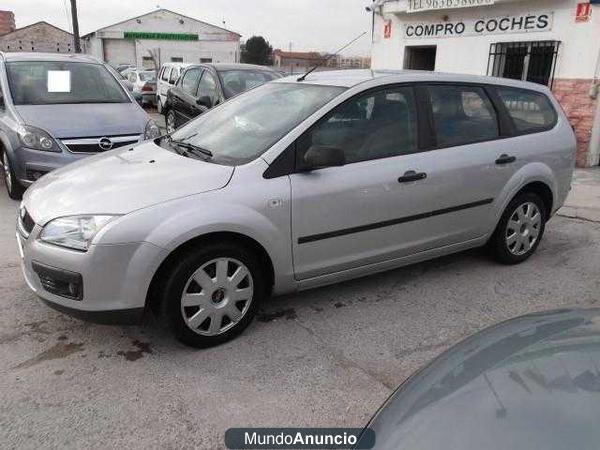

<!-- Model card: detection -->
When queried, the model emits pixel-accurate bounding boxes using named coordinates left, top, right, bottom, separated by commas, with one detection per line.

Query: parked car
left=0, top=52, right=161, bottom=199
left=17, top=70, right=575, bottom=348
left=115, top=63, right=135, bottom=74
left=125, top=69, right=157, bottom=107
left=164, top=63, right=281, bottom=133
left=358, top=308, right=600, bottom=450
left=113, top=69, right=143, bottom=106
left=156, top=62, right=190, bottom=114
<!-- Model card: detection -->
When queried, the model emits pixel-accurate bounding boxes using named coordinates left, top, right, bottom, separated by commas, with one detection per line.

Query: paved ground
left=1, top=169, right=599, bottom=449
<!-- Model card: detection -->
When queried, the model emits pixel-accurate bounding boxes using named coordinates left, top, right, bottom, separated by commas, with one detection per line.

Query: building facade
left=273, top=50, right=323, bottom=74
left=0, top=20, right=73, bottom=53
left=371, top=0, right=600, bottom=167
left=0, top=10, right=15, bottom=36
left=82, top=9, right=241, bottom=69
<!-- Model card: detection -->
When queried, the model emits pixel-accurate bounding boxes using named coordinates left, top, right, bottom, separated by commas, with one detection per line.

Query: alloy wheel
left=180, top=257, right=254, bottom=336
left=505, top=201, right=542, bottom=256
left=166, top=111, right=176, bottom=134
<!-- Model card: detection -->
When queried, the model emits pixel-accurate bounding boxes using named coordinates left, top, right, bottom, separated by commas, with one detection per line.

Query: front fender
left=98, top=184, right=295, bottom=295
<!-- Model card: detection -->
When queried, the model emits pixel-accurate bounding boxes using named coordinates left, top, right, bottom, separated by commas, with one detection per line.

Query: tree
left=241, top=36, right=273, bottom=66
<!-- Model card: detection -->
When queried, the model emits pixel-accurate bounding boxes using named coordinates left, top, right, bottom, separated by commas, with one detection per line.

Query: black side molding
left=298, top=198, right=494, bottom=244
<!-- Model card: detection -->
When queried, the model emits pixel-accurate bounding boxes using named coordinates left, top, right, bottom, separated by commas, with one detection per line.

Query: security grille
left=487, top=41, right=560, bottom=87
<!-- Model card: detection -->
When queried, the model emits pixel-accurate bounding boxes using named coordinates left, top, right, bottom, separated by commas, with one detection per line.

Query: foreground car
left=164, top=63, right=281, bottom=133
left=359, top=308, right=600, bottom=450
left=18, top=70, right=575, bottom=347
left=0, top=52, right=161, bottom=199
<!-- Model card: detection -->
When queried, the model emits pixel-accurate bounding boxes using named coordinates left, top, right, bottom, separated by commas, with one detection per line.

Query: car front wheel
left=488, top=192, right=547, bottom=264
left=2, top=151, right=25, bottom=200
left=166, top=109, right=176, bottom=134
left=160, top=242, right=266, bottom=348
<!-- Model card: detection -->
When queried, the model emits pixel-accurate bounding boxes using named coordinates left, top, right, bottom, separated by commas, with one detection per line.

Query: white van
left=156, top=63, right=190, bottom=114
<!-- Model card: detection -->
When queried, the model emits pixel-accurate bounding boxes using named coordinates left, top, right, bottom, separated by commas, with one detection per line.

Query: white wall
left=83, top=9, right=240, bottom=67
left=372, top=0, right=600, bottom=79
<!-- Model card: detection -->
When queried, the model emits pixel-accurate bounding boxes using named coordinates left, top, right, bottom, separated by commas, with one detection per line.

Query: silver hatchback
left=18, top=70, right=576, bottom=347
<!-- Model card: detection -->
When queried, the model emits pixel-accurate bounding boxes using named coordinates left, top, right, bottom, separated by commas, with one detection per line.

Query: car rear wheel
left=488, top=192, right=547, bottom=264
left=166, top=109, right=176, bottom=134
left=160, top=242, right=265, bottom=348
left=2, top=151, right=25, bottom=200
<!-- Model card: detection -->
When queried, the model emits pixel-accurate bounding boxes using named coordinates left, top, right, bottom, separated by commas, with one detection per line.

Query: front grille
left=61, top=135, right=140, bottom=154
left=20, top=209, right=35, bottom=235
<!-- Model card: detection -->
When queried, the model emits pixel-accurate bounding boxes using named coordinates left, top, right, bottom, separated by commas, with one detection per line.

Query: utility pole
left=70, top=0, right=81, bottom=53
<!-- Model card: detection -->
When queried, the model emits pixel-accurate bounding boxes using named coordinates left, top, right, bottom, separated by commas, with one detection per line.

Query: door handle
left=398, top=170, right=427, bottom=183
left=495, top=154, right=516, bottom=165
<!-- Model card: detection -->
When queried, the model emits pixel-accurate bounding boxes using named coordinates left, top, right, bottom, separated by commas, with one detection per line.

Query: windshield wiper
left=166, top=136, right=213, bottom=159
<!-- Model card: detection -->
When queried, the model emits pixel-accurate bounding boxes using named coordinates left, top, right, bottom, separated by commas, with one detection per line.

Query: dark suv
left=163, top=63, right=281, bottom=133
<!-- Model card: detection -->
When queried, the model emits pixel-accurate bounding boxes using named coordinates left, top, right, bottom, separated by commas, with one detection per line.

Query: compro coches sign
left=404, top=12, right=553, bottom=39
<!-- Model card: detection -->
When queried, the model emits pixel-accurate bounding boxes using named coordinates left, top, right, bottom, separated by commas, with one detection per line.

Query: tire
left=2, top=150, right=25, bottom=200
left=166, top=109, right=176, bottom=134
left=488, top=192, right=547, bottom=265
left=159, top=242, right=266, bottom=348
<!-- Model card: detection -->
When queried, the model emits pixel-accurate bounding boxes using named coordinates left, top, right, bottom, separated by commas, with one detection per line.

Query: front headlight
left=17, top=125, right=61, bottom=152
left=144, top=119, right=161, bottom=140
left=39, top=215, right=119, bottom=251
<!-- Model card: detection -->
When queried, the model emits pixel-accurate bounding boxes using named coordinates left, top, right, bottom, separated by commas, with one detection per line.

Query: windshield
left=166, top=82, right=345, bottom=165
left=218, top=69, right=281, bottom=98
left=6, top=61, right=131, bottom=105
left=139, top=71, right=156, bottom=82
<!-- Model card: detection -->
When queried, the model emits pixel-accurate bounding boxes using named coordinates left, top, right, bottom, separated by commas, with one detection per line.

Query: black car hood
left=363, top=309, right=600, bottom=450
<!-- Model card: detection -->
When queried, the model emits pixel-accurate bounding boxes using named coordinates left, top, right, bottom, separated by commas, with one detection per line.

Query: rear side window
left=429, top=85, right=499, bottom=147
left=497, top=87, right=557, bottom=133
left=161, top=67, right=171, bottom=81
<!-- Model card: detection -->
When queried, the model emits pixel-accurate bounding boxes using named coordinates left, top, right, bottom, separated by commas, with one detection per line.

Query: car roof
left=273, top=69, right=551, bottom=92
left=161, top=62, right=191, bottom=68
left=1, top=51, right=101, bottom=64
left=188, top=63, right=278, bottom=72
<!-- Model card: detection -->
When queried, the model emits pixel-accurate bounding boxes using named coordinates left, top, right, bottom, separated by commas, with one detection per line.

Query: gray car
left=359, top=308, right=600, bottom=450
left=0, top=52, right=161, bottom=199
left=17, top=70, right=576, bottom=348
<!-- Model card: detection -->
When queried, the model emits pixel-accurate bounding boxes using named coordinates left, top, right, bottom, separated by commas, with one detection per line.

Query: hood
left=364, top=308, right=600, bottom=450
left=24, top=141, right=234, bottom=225
left=14, top=103, right=148, bottom=138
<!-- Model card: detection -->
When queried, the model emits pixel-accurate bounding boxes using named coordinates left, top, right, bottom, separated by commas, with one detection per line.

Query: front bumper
left=17, top=222, right=167, bottom=323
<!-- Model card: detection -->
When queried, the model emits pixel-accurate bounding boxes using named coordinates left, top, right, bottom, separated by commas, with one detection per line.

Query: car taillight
left=142, top=83, right=153, bottom=92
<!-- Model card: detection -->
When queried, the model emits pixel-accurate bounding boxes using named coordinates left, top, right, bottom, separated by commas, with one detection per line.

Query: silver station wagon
left=17, top=70, right=576, bottom=348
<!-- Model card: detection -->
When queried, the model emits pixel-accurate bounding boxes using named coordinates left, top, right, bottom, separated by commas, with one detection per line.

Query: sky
left=4, top=0, right=374, bottom=56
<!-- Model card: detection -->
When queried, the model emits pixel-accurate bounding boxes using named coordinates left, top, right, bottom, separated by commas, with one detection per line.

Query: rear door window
left=169, top=68, right=179, bottom=84
left=496, top=87, right=557, bottom=133
left=429, top=85, right=499, bottom=147
left=181, top=68, right=202, bottom=96
left=161, top=67, right=171, bottom=82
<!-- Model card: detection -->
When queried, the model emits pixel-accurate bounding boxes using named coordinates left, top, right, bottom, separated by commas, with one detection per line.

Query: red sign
left=576, top=3, right=592, bottom=22
left=384, top=20, right=392, bottom=39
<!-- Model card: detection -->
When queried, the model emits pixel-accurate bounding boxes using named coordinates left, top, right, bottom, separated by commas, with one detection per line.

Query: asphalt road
left=1, top=182, right=599, bottom=449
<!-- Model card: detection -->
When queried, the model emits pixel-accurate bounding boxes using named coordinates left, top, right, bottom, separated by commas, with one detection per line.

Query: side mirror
left=301, top=146, right=345, bottom=171
left=197, top=95, right=213, bottom=108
